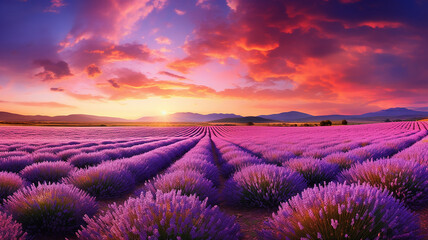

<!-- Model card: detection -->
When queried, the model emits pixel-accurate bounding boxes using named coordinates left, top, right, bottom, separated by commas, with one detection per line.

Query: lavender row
left=0, top=126, right=207, bottom=140
left=394, top=135, right=428, bottom=165
left=142, top=137, right=220, bottom=205
left=211, top=136, right=265, bottom=177
left=0, top=137, right=185, bottom=174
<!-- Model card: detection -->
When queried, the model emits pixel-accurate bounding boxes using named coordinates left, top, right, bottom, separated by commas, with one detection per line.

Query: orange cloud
left=98, top=68, right=215, bottom=100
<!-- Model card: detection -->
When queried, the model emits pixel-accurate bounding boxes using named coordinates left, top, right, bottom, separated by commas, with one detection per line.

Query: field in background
left=0, top=122, right=427, bottom=239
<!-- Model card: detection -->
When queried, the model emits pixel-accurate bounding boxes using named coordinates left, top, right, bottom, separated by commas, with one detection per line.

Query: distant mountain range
left=0, top=107, right=427, bottom=123
left=0, top=112, right=129, bottom=123
left=137, top=112, right=241, bottom=122
left=210, top=116, right=278, bottom=123
left=258, top=111, right=313, bottom=121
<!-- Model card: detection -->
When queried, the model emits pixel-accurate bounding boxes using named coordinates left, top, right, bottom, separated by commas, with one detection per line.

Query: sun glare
left=161, top=110, right=168, bottom=116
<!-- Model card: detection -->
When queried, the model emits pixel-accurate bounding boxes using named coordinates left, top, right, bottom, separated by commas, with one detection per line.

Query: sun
left=161, top=110, right=168, bottom=116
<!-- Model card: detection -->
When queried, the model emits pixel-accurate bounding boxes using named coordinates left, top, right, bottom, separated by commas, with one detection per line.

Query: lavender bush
left=224, top=164, right=306, bottom=208
left=20, top=161, right=74, bottom=184
left=324, top=152, right=362, bottom=170
left=338, top=158, right=428, bottom=209
left=283, top=158, right=340, bottom=186
left=0, top=172, right=26, bottom=201
left=262, top=150, right=296, bottom=165
left=77, top=190, right=240, bottom=240
left=0, top=151, right=28, bottom=158
left=3, top=183, right=97, bottom=238
left=221, top=155, right=265, bottom=177
left=68, top=152, right=109, bottom=168
left=146, top=170, right=218, bottom=205
left=0, top=212, right=27, bottom=240
left=167, top=159, right=220, bottom=186
left=0, top=156, right=33, bottom=173
left=65, top=161, right=135, bottom=200
left=117, top=152, right=164, bottom=183
left=57, top=149, right=82, bottom=160
left=260, top=182, right=421, bottom=239
left=31, top=152, right=60, bottom=163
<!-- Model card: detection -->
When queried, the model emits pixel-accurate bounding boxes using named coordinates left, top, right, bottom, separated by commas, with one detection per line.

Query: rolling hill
left=210, top=116, right=278, bottom=123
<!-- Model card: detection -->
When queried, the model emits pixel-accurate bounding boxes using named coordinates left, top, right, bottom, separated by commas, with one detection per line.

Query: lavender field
left=0, top=122, right=427, bottom=239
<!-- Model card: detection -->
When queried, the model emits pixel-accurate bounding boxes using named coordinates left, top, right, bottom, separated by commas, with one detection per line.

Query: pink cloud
left=174, top=9, right=186, bottom=15
left=61, top=0, right=168, bottom=47
left=44, top=0, right=66, bottom=13
left=166, top=0, right=428, bottom=108
left=98, top=68, right=215, bottom=100
left=65, top=39, right=164, bottom=68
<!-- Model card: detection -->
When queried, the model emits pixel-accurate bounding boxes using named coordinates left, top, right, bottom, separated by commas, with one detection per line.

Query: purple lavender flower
left=167, top=159, right=220, bottom=186
left=259, top=182, right=421, bottom=239
left=146, top=170, right=218, bottom=205
left=117, top=152, right=165, bottom=183
left=57, top=149, right=82, bottom=160
left=0, top=172, right=26, bottom=201
left=118, top=138, right=199, bottom=183
left=20, top=161, right=74, bottom=184
left=31, top=152, right=60, bottom=163
left=221, top=155, right=265, bottom=177
left=338, top=158, right=428, bottom=209
left=0, top=151, right=27, bottom=158
left=262, top=150, right=296, bottom=165
left=68, top=152, right=109, bottom=168
left=3, top=183, right=97, bottom=238
left=76, top=190, right=240, bottom=240
left=224, top=164, right=307, bottom=208
left=394, top=137, right=428, bottom=166
left=65, top=161, right=135, bottom=200
left=0, top=155, right=33, bottom=173
left=324, top=152, right=362, bottom=170
left=283, top=157, right=340, bottom=187
left=0, top=212, right=27, bottom=240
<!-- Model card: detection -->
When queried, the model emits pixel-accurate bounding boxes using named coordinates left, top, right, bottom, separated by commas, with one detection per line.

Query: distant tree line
left=319, top=119, right=348, bottom=126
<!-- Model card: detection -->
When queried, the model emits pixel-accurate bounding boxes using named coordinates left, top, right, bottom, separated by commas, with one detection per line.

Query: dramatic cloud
left=99, top=68, right=215, bottom=100
left=168, top=0, right=428, bottom=106
left=61, top=0, right=168, bottom=47
left=65, top=39, right=164, bottom=68
left=34, top=59, right=73, bottom=81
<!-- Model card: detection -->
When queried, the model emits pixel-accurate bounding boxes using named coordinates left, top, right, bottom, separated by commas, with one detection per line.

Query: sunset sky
left=0, top=0, right=427, bottom=119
